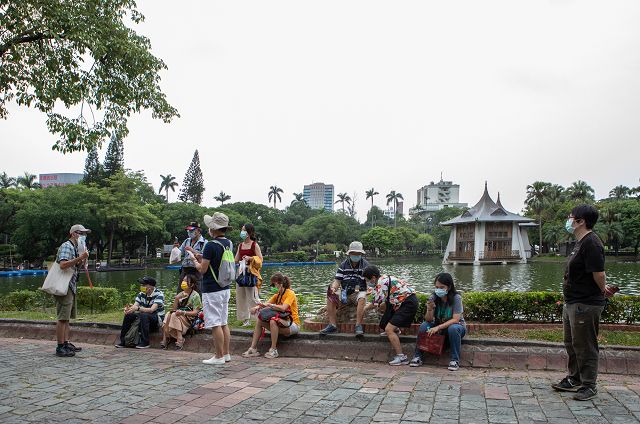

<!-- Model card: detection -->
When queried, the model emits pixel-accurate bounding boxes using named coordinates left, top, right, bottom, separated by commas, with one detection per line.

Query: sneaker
left=242, top=320, right=252, bottom=327
left=55, top=345, right=75, bottom=357
left=389, top=354, right=409, bottom=366
left=448, top=361, right=459, bottom=371
left=574, top=386, right=598, bottom=401
left=64, top=342, right=82, bottom=352
left=223, top=354, right=231, bottom=362
left=380, top=328, right=401, bottom=337
left=135, top=343, right=150, bottom=349
left=355, top=324, right=364, bottom=337
left=264, top=348, right=279, bottom=359
left=319, top=324, right=338, bottom=335
left=114, top=343, right=126, bottom=348
left=202, top=356, right=226, bottom=365
left=552, top=377, right=581, bottom=392
left=409, top=357, right=423, bottom=367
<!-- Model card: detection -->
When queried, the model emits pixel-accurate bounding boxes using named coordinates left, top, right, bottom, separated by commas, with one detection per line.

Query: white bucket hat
left=204, top=212, right=232, bottom=230
left=347, top=241, right=366, bottom=255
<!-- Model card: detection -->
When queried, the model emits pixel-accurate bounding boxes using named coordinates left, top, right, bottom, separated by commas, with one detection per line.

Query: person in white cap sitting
left=320, top=241, right=370, bottom=337
left=53, top=224, right=90, bottom=357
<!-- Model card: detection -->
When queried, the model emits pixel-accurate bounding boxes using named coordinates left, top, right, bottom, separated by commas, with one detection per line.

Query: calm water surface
left=2, top=258, right=639, bottom=314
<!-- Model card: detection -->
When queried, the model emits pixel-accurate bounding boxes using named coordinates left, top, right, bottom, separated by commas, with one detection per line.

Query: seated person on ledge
left=161, top=274, right=202, bottom=350
left=410, top=272, right=465, bottom=371
left=116, top=277, right=165, bottom=349
left=320, top=241, right=369, bottom=336
left=242, top=272, right=300, bottom=359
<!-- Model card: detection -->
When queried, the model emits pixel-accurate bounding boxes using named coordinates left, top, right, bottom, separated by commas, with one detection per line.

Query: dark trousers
left=563, top=302, right=605, bottom=388
left=120, top=312, right=159, bottom=346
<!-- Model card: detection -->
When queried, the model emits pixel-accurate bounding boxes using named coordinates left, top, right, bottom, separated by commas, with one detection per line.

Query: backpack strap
left=207, top=239, right=231, bottom=283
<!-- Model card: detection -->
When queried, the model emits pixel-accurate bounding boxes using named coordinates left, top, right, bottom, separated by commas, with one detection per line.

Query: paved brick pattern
left=1, top=338, right=640, bottom=423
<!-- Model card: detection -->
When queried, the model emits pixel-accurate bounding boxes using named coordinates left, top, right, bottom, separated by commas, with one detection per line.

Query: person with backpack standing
left=190, top=212, right=233, bottom=365
left=235, top=223, right=263, bottom=326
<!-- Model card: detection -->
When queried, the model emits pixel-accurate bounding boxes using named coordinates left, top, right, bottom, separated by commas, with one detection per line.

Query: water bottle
left=341, top=287, right=347, bottom=304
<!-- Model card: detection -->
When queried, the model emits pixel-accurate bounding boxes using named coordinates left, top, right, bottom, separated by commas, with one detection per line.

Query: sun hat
left=138, top=276, right=157, bottom=287
left=69, top=224, right=91, bottom=235
left=185, top=221, right=200, bottom=230
left=204, top=212, right=232, bottom=230
left=347, top=241, right=366, bottom=255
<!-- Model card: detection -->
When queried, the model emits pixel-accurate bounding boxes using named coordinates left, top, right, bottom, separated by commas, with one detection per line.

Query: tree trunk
left=538, top=215, right=543, bottom=255
left=108, top=224, right=115, bottom=263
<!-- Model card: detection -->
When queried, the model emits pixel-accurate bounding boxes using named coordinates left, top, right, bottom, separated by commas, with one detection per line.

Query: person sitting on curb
left=409, top=272, right=465, bottom=371
left=363, top=265, right=418, bottom=366
left=161, top=274, right=202, bottom=350
left=115, top=277, right=165, bottom=349
left=242, top=272, right=300, bottom=359
left=320, top=241, right=369, bottom=337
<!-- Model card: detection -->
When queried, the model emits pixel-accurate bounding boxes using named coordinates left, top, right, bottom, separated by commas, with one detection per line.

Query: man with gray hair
left=54, top=224, right=90, bottom=357
left=320, top=241, right=370, bottom=337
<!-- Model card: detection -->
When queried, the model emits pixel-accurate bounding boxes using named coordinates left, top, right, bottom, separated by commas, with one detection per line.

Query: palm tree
left=525, top=181, right=550, bottom=254
left=365, top=188, right=379, bottom=227
left=268, top=185, right=284, bottom=208
left=214, top=191, right=231, bottom=205
left=543, top=223, right=567, bottom=251
left=598, top=207, right=623, bottom=255
left=0, top=172, right=16, bottom=188
left=386, top=190, right=404, bottom=227
left=17, top=172, right=40, bottom=190
left=609, top=185, right=630, bottom=200
left=158, top=174, right=178, bottom=202
left=334, top=192, right=352, bottom=212
left=291, top=192, right=306, bottom=206
left=567, top=180, right=595, bottom=202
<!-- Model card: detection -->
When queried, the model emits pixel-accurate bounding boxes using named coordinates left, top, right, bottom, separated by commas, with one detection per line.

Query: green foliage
left=361, top=227, right=400, bottom=254
left=178, top=150, right=205, bottom=204
left=122, top=283, right=142, bottom=306
left=76, top=287, right=121, bottom=313
left=103, top=133, right=124, bottom=178
left=0, top=290, right=39, bottom=311
left=267, top=251, right=309, bottom=262
left=83, top=144, right=103, bottom=185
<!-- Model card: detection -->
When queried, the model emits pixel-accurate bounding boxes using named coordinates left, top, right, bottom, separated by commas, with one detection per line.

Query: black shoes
left=574, top=387, right=598, bottom=401
left=551, top=377, right=581, bottom=392
left=55, top=345, right=75, bottom=357
left=65, top=341, right=82, bottom=352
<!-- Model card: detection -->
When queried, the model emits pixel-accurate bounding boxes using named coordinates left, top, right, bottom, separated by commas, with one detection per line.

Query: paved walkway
left=1, top=338, right=639, bottom=423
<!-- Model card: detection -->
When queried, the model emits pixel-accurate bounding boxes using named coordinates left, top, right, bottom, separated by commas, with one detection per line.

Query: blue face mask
left=240, top=230, right=248, bottom=240
left=187, top=230, right=196, bottom=239
left=434, top=288, right=448, bottom=298
left=349, top=255, right=361, bottom=263
left=565, top=218, right=574, bottom=234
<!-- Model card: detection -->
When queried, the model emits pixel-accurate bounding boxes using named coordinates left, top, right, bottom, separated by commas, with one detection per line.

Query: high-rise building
left=303, top=183, right=334, bottom=211
left=383, top=201, right=404, bottom=220
left=39, top=173, right=84, bottom=188
left=412, top=178, right=467, bottom=214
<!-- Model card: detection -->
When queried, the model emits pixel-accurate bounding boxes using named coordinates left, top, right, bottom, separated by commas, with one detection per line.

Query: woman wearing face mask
left=235, top=223, right=263, bottom=326
left=160, top=274, right=202, bottom=350
left=409, top=272, right=465, bottom=371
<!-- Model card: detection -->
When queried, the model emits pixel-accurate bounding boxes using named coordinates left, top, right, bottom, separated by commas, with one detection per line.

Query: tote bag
left=41, top=261, right=74, bottom=296
left=417, top=332, right=446, bottom=356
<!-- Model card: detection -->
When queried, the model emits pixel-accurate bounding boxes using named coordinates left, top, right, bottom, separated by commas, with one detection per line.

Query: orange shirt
left=268, top=288, right=300, bottom=325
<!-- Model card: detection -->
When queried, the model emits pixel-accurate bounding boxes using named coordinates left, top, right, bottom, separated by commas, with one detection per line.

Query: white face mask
left=77, top=235, right=87, bottom=252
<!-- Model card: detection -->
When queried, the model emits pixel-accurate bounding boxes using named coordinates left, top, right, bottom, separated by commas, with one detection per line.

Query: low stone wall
left=1, top=319, right=639, bottom=375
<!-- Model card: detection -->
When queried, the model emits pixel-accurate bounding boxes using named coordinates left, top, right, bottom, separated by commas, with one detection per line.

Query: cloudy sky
left=2, top=0, right=639, bottom=220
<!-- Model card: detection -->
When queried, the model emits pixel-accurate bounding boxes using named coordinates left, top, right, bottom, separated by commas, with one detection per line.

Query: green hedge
left=266, top=251, right=308, bottom=262
left=76, top=287, right=121, bottom=313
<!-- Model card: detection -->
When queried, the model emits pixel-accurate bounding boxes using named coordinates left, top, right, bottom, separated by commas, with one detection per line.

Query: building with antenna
left=441, top=183, right=536, bottom=265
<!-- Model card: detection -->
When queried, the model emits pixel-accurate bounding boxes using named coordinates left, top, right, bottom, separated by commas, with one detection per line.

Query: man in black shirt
left=552, top=205, right=606, bottom=401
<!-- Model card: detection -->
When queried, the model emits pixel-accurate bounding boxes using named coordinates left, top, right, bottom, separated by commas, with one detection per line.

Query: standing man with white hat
left=320, top=241, right=370, bottom=337
left=54, top=224, right=90, bottom=357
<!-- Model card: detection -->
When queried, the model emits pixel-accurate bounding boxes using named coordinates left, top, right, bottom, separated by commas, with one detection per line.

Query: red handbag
left=417, top=332, right=445, bottom=356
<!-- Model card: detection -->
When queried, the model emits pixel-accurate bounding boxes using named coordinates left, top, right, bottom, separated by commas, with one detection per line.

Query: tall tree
left=159, top=174, right=178, bottom=203
left=386, top=190, right=404, bottom=227
left=178, top=150, right=205, bottom=204
left=16, top=172, right=40, bottom=190
left=291, top=192, right=305, bottom=206
left=0, top=0, right=179, bottom=153
left=525, top=181, right=551, bottom=254
left=334, top=192, right=352, bottom=212
left=268, top=185, right=284, bottom=209
left=609, top=185, right=630, bottom=200
left=102, top=133, right=124, bottom=178
left=214, top=191, right=231, bottom=205
left=365, top=188, right=379, bottom=227
left=566, top=180, right=595, bottom=202
left=0, top=172, right=16, bottom=189
left=83, top=143, right=103, bottom=184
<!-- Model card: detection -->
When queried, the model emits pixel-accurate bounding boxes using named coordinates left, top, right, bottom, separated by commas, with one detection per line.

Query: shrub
left=0, top=290, right=39, bottom=311
left=76, top=287, right=121, bottom=313
left=266, top=251, right=309, bottom=262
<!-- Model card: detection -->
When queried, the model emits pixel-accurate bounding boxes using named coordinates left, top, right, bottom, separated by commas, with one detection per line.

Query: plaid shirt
left=56, top=240, right=79, bottom=294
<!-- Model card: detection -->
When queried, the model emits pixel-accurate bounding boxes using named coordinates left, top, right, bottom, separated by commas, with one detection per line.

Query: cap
left=138, top=276, right=157, bottom=287
left=69, top=224, right=91, bottom=235
left=185, top=222, right=200, bottom=231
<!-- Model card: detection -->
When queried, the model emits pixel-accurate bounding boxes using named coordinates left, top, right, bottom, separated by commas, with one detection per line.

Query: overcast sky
left=2, top=0, right=639, bottom=220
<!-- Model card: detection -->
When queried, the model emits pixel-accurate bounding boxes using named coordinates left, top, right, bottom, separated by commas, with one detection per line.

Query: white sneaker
left=242, top=320, right=252, bottom=327
left=223, top=354, right=231, bottom=362
left=202, top=356, right=225, bottom=365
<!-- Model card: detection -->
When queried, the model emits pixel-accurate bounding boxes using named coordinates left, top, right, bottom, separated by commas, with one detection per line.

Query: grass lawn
left=472, top=328, right=640, bottom=347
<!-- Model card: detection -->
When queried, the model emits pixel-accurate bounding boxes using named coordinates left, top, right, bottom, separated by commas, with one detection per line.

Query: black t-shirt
left=563, top=232, right=605, bottom=306
left=201, top=237, right=232, bottom=293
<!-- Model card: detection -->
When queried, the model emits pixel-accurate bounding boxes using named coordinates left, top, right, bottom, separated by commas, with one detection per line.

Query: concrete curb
left=1, top=320, right=639, bottom=374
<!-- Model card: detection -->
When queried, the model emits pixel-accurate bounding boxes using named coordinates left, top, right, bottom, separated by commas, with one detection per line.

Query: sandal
left=264, top=348, right=279, bottom=359
left=242, top=348, right=261, bottom=358
left=175, top=343, right=183, bottom=351
left=160, top=341, right=167, bottom=350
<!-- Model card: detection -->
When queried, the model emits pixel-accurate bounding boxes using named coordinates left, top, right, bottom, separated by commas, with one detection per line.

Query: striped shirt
left=335, top=258, right=370, bottom=291
left=56, top=240, right=79, bottom=294
left=134, top=288, right=165, bottom=321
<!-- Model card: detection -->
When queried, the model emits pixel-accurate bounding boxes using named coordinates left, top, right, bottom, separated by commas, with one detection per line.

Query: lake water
left=2, top=258, right=639, bottom=315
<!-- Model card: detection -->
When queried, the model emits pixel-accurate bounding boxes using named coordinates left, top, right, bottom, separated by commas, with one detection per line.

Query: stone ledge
left=1, top=320, right=639, bottom=374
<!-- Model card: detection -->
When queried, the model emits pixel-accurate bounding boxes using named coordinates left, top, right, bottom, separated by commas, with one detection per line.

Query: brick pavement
left=1, top=338, right=639, bottom=423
